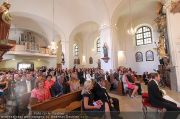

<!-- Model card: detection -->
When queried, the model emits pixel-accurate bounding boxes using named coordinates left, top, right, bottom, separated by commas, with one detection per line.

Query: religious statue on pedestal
left=0, top=1, right=11, bottom=42
left=0, top=1, right=12, bottom=62
left=157, top=34, right=167, bottom=59
left=101, top=42, right=110, bottom=63
left=103, top=43, right=108, bottom=57
left=155, top=34, right=170, bottom=66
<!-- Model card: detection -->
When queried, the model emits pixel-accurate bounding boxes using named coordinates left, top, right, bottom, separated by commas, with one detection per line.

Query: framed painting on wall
left=135, top=52, right=143, bottom=62
left=146, top=50, right=154, bottom=61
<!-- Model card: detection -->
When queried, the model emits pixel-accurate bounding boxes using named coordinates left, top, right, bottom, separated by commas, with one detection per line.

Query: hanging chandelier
left=127, top=0, right=135, bottom=35
left=127, top=27, right=135, bottom=35
left=48, top=0, right=58, bottom=54
left=48, top=41, right=58, bottom=54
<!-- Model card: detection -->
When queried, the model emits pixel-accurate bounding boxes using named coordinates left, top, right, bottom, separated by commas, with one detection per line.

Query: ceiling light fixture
left=127, top=0, right=135, bottom=35
left=48, top=0, right=58, bottom=55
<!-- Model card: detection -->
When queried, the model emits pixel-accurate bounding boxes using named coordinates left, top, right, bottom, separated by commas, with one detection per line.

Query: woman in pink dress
left=44, top=75, right=55, bottom=90
left=124, top=71, right=138, bottom=98
left=31, top=80, right=51, bottom=103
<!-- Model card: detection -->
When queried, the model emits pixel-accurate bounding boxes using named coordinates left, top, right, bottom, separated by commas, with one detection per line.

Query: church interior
left=0, top=0, right=180, bottom=118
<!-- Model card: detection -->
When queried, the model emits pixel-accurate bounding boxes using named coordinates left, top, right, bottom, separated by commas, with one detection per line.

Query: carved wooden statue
left=0, top=1, right=11, bottom=41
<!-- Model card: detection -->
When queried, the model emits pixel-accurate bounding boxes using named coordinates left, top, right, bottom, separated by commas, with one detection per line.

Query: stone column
left=56, top=40, right=62, bottom=69
left=166, top=7, right=180, bottom=92
left=62, top=40, right=70, bottom=68
left=99, top=25, right=114, bottom=71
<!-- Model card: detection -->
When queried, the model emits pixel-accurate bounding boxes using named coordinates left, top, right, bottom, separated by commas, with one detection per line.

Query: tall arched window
left=74, top=44, right=79, bottom=56
left=96, top=38, right=101, bottom=53
left=135, top=26, right=152, bottom=46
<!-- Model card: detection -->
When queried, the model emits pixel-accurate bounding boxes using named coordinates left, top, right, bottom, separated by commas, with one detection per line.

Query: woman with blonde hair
left=68, top=72, right=81, bottom=92
left=82, top=80, right=111, bottom=119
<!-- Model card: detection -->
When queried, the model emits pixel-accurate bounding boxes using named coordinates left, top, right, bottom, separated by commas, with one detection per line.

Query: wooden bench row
left=30, top=90, right=82, bottom=112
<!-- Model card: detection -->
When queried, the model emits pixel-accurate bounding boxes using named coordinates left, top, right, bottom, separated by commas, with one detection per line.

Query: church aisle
left=109, top=84, right=180, bottom=112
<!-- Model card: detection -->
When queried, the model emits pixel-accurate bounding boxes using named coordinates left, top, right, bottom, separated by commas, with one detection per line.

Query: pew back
left=31, top=90, right=82, bottom=111
left=117, top=81, right=123, bottom=95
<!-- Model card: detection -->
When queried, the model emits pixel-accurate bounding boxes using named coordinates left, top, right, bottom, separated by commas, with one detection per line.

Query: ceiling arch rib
left=69, top=21, right=100, bottom=42
left=9, top=28, right=49, bottom=45
left=10, top=12, right=65, bottom=43
left=9, top=0, right=111, bottom=41
left=111, top=0, right=159, bottom=27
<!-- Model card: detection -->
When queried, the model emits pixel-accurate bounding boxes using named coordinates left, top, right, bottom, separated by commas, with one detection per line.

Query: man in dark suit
left=92, top=76, right=120, bottom=112
left=77, top=69, right=85, bottom=85
left=148, top=73, right=180, bottom=119
left=50, top=75, right=64, bottom=97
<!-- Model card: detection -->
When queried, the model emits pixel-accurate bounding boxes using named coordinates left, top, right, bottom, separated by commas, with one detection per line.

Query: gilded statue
left=0, top=1, right=11, bottom=41
left=157, top=34, right=167, bottom=59
left=156, top=2, right=163, bottom=15
left=171, top=0, right=180, bottom=13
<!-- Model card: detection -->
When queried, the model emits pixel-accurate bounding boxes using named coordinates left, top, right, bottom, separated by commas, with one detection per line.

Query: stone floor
left=109, top=84, right=180, bottom=119
left=109, top=84, right=180, bottom=112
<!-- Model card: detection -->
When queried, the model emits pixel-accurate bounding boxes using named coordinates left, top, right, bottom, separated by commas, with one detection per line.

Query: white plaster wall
left=69, top=32, right=101, bottom=68
left=116, top=16, right=160, bottom=75
left=69, top=36, right=83, bottom=68
left=166, top=10, right=180, bottom=91
left=0, top=55, right=56, bottom=70
left=100, top=26, right=113, bottom=71
left=61, top=40, right=70, bottom=69
left=85, top=34, right=101, bottom=68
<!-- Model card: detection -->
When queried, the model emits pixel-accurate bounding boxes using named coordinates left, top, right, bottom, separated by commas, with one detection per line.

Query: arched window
left=96, top=38, right=101, bottom=53
left=135, top=26, right=152, bottom=46
left=74, top=44, right=79, bottom=57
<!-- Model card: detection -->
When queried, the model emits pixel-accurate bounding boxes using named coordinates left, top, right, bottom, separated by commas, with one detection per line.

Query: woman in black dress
left=81, top=80, right=111, bottom=119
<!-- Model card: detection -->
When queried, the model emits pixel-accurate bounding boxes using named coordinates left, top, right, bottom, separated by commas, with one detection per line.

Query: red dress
left=31, top=88, right=51, bottom=102
left=44, top=79, right=55, bottom=90
left=126, top=76, right=136, bottom=89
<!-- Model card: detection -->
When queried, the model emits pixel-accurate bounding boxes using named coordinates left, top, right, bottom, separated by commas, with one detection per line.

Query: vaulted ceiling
left=3, top=0, right=158, bottom=42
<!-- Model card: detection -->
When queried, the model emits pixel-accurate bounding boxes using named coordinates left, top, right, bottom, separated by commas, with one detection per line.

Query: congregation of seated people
left=0, top=66, right=142, bottom=118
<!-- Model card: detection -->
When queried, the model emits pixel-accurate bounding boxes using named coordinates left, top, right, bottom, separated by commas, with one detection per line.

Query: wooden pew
left=117, top=81, right=123, bottom=95
left=30, top=90, right=82, bottom=112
